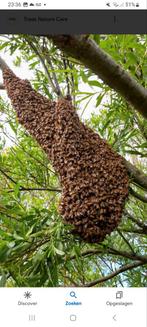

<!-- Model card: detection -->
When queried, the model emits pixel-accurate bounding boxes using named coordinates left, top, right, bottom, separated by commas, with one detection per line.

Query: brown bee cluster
left=3, top=68, right=129, bottom=243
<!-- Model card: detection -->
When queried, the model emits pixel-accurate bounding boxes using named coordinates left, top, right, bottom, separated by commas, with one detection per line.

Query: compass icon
left=24, top=291, right=32, bottom=299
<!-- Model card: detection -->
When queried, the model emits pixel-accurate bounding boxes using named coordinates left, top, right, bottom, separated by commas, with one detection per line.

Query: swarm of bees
left=3, top=67, right=129, bottom=243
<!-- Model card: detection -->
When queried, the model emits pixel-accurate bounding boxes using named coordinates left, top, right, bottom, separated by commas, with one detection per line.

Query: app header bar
left=0, top=10, right=146, bottom=34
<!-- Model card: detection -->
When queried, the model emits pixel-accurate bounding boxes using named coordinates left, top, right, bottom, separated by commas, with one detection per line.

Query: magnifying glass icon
left=70, top=291, right=77, bottom=299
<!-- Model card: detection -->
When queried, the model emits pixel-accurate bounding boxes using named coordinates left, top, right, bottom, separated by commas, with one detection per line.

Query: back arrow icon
left=113, top=315, right=117, bottom=321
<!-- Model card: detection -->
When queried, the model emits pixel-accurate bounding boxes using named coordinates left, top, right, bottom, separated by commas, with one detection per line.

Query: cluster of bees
left=3, top=67, right=129, bottom=243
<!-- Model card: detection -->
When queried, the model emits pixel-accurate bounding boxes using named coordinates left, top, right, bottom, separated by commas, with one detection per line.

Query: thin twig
left=63, top=58, right=71, bottom=97
left=132, top=108, right=147, bottom=140
left=107, top=246, right=147, bottom=263
left=0, top=168, right=60, bottom=193
left=124, top=210, right=147, bottom=229
left=82, top=261, right=146, bottom=287
left=0, top=209, right=20, bottom=221
left=69, top=61, right=76, bottom=104
left=42, top=39, right=62, bottom=97
left=117, top=229, right=135, bottom=253
left=70, top=246, right=147, bottom=263
left=120, top=228, right=147, bottom=235
left=123, top=158, right=147, bottom=190
left=25, top=38, right=60, bottom=96
left=129, top=187, right=147, bottom=203
left=0, top=167, right=17, bottom=184
left=6, top=187, right=61, bottom=193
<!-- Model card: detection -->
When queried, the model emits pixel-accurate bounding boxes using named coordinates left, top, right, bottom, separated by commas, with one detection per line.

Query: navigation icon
left=116, top=291, right=123, bottom=299
left=24, top=291, right=32, bottom=299
left=70, top=291, right=77, bottom=299
left=70, top=314, right=77, bottom=322
left=29, top=314, right=36, bottom=321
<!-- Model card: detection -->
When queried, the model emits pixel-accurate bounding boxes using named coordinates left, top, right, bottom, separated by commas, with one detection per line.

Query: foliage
left=0, top=34, right=147, bottom=287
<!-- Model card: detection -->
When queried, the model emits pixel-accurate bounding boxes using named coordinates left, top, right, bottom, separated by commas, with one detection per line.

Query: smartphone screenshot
left=0, top=1, right=147, bottom=326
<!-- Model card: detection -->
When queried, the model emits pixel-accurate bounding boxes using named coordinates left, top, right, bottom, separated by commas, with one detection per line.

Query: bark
left=124, top=159, right=147, bottom=190
left=0, top=56, right=9, bottom=71
left=0, top=83, right=5, bottom=90
left=129, top=187, right=147, bottom=203
left=48, top=35, right=147, bottom=119
left=70, top=248, right=147, bottom=263
left=6, top=187, right=61, bottom=193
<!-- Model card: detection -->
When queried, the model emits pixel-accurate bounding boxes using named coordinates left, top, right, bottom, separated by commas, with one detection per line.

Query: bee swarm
left=3, top=68, right=129, bottom=243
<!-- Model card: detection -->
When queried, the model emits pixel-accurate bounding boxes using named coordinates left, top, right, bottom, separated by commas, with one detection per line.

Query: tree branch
left=6, top=187, right=61, bottom=193
left=124, top=210, right=147, bottom=230
left=0, top=167, right=17, bottom=185
left=0, top=83, right=5, bottom=90
left=129, top=187, right=147, bottom=203
left=83, top=261, right=146, bottom=287
left=0, top=167, right=61, bottom=193
left=48, top=35, right=147, bottom=119
left=0, top=56, right=10, bottom=71
left=123, top=158, right=147, bottom=190
left=120, top=228, right=147, bottom=235
left=117, top=229, right=135, bottom=253
left=70, top=247, right=147, bottom=263
left=42, top=38, right=62, bottom=97
left=107, top=247, right=147, bottom=263
left=0, top=208, right=20, bottom=221
left=24, top=39, right=62, bottom=97
left=70, top=249, right=103, bottom=260
left=63, top=58, right=71, bottom=97
left=132, top=109, right=147, bottom=140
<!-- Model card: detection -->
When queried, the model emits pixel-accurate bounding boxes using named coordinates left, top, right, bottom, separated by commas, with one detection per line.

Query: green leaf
left=14, top=183, right=21, bottom=198
left=96, top=93, right=104, bottom=107
left=126, top=150, right=146, bottom=156
left=29, top=61, right=40, bottom=69
left=92, top=34, right=100, bottom=44
left=54, top=247, right=65, bottom=256
left=88, top=80, right=103, bottom=88
left=9, top=121, right=17, bottom=134
left=0, top=273, right=7, bottom=287
left=0, top=42, right=9, bottom=50
left=135, top=142, right=147, bottom=149
left=0, top=242, right=9, bottom=262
